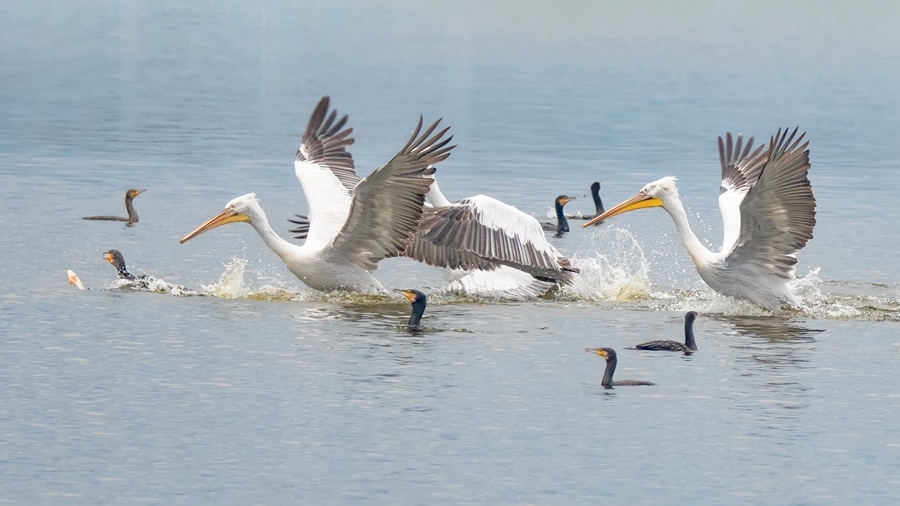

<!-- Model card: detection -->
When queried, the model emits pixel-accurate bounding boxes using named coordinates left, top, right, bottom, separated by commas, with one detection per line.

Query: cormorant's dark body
left=83, top=189, right=146, bottom=223
left=585, top=347, right=655, bottom=388
left=634, top=311, right=698, bottom=352
left=542, top=195, right=575, bottom=237
left=576, top=182, right=605, bottom=220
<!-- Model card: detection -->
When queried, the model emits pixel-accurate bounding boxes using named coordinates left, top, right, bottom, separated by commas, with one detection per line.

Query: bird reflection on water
left=722, top=317, right=824, bottom=425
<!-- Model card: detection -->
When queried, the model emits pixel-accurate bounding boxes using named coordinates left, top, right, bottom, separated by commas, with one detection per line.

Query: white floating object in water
left=67, top=270, right=85, bottom=290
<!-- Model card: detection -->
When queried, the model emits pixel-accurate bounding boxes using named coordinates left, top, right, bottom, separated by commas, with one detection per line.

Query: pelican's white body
left=241, top=197, right=385, bottom=293
left=654, top=183, right=797, bottom=310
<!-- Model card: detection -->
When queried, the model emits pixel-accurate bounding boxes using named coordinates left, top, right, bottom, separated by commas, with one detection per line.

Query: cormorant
left=633, top=311, right=698, bottom=352
left=584, top=347, right=655, bottom=388
left=83, top=189, right=146, bottom=223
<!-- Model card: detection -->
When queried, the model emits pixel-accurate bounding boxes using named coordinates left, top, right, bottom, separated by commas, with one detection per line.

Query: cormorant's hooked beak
left=131, top=189, right=147, bottom=198
left=583, top=191, right=663, bottom=228
left=392, top=288, right=417, bottom=302
left=584, top=347, right=608, bottom=357
left=103, top=252, right=115, bottom=264
left=180, top=208, right=250, bottom=244
left=560, top=196, right=575, bottom=206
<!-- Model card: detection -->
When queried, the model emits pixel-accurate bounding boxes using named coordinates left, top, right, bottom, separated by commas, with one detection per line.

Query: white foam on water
left=560, top=228, right=653, bottom=302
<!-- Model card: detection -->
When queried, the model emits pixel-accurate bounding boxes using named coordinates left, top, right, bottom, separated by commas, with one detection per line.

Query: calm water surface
left=2, top=1, right=899, bottom=504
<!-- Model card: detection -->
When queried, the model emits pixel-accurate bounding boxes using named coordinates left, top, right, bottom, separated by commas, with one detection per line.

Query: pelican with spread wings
left=290, top=174, right=581, bottom=297
left=584, top=128, right=816, bottom=310
left=406, top=177, right=580, bottom=293
left=181, top=96, right=454, bottom=293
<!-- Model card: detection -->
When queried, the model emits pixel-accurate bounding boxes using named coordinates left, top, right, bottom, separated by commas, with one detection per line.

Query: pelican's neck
left=684, top=315, right=697, bottom=351
left=409, top=298, right=426, bottom=328
left=125, top=195, right=138, bottom=222
left=602, top=355, right=616, bottom=388
left=426, top=180, right=453, bottom=208
left=247, top=204, right=299, bottom=259
left=662, top=195, right=713, bottom=266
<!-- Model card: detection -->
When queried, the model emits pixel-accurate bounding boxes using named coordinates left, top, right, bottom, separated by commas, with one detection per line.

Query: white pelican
left=180, top=96, right=455, bottom=293
left=292, top=175, right=582, bottom=294
left=584, top=128, right=815, bottom=310
left=405, top=176, right=580, bottom=288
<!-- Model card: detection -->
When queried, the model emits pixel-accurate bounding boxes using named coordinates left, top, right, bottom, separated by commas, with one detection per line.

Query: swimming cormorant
left=584, top=347, right=655, bottom=388
left=633, top=311, right=698, bottom=352
left=83, top=189, right=146, bottom=223
left=394, top=288, right=427, bottom=330
left=541, top=195, right=576, bottom=237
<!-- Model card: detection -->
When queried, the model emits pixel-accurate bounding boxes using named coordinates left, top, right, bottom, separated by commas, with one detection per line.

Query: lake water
left=2, top=1, right=899, bottom=503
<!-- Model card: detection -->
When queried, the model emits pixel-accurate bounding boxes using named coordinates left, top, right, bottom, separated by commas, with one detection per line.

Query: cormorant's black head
left=685, top=311, right=698, bottom=323
left=394, top=288, right=426, bottom=305
left=590, top=182, right=601, bottom=194
left=584, top=347, right=616, bottom=361
left=103, top=249, right=127, bottom=270
left=126, top=189, right=147, bottom=199
left=555, top=195, right=575, bottom=207
left=393, top=288, right=427, bottom=328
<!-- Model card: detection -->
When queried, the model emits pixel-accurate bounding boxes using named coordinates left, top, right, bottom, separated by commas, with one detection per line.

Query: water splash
left=111, top=277, right=200, bottom=297
left=200, top=256, right=308, bottom=301
left=561, top=228, right=652, bottom=302
left=153, top=252, right=900, bottom=322
left=790, top=268, right=900, bottom=321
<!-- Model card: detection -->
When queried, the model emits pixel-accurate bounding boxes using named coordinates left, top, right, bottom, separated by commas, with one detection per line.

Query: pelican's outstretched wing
left=406, top=195, right=577, bottom=285
left=717, top=133, right=767, bottom=252
left=404, top=215, right=501, bottom=271
left=325, top=116, right=455, bottom=270
left=725, top=127, right=816, bottom=280
left=293, top=96, right=359, bottom=249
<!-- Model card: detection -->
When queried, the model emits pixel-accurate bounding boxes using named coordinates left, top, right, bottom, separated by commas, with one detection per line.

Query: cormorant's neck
left=592, top=187, right=605, bottom=215
left=116, top=263, right=135, bottom=280
left=555, top=202, right=569, bottom=233
left=684, top=318, right=697, bottom=350
left=125, top=196, right=139, bottom=222
left=409, top=299, right=426, bottom=328
left=602, top=355, right=617, bottom=388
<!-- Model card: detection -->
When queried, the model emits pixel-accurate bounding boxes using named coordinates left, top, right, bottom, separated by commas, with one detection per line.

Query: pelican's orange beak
left=180, top=209, right=250, bottom=244
left=583, top=192, right=663, bottom=227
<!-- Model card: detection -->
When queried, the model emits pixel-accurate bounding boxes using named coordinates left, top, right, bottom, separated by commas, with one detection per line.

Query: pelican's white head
left=223, top=193, right=261, bottom=215
left=583, top=176, right=677, bottom=227
left=180, top=192, right=260, bottom=244
left=639, top=176, right=679, bottom=202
